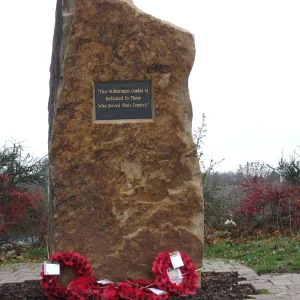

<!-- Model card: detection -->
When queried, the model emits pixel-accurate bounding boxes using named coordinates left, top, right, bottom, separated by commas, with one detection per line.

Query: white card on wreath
left=148, top=288, right=167, bottom=295
left=97, top=279, right=114, bottom=285
left=169, top=251, right=184, bottom=269
left=167, top=268, right=183, bottom=284
left=44, top=261, right=60, bottom=275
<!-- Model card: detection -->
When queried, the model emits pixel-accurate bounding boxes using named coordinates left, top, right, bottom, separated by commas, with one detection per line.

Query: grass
left=1, top=245, right=47, bottom=264
left=205, top=235, right=300, bottom=273
left=23, top=246, right=47, bottom=261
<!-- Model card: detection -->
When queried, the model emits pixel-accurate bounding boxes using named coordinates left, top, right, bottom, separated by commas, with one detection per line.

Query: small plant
left=193, top=114, right=227, bottom=231
left=258, top=289, right=269, bottom=294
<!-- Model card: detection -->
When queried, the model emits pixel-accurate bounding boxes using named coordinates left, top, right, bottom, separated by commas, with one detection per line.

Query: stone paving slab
left=1, top=260, right=300, bottom=299
left=0, top=262, right=41, bottom=284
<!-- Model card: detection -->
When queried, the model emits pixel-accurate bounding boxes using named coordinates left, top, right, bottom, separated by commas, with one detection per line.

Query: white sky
left=0, top=0, right=299, bottom=172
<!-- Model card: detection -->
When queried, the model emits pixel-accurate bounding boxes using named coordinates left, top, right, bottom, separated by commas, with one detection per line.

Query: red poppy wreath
left=41, top=250, right=199, bottom=300
left=118, top=278, right=169, bottom=300
left=40, top=252, right=100, bottom=300
left=152, top=250, right=198, bottom=297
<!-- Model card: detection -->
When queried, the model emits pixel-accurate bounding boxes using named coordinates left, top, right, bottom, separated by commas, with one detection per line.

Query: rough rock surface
left=48, top=0, right=203, bottom=282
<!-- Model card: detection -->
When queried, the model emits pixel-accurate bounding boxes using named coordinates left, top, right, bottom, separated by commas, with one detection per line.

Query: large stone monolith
left=48, top=0, right=203, bottom=282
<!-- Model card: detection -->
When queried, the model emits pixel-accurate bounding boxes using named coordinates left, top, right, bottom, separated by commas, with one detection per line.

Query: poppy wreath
left=118, top=279, right=169, bottom=300
left=41, top=250, right=198, bottom=299
left=98, top=282, right=119, bottom=300
left=152, top=250, right=198, bottom=297
left=40, top=252, right=99, bottom=300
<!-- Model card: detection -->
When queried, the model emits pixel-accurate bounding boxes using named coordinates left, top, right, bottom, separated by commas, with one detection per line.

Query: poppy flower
left=152, top=261, right=159, bottom=274
left=118, top=282, right=136, bottom=299
left=101, top=284, right=119, bottom=300
left=68, top=274, right=96, bottom=294
left=62, top=252, right=73, bottom=266
left=176, top=286, right=187, bottom=297
left=184, top=284, right=197, bottom=295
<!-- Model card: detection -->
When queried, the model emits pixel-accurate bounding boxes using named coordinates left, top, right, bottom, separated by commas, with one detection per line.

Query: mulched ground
left=0, top=272, right=257, bottom=300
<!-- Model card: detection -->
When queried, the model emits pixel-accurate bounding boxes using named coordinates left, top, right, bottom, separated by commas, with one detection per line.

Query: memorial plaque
left=94, top=81, right=153, bottom=122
